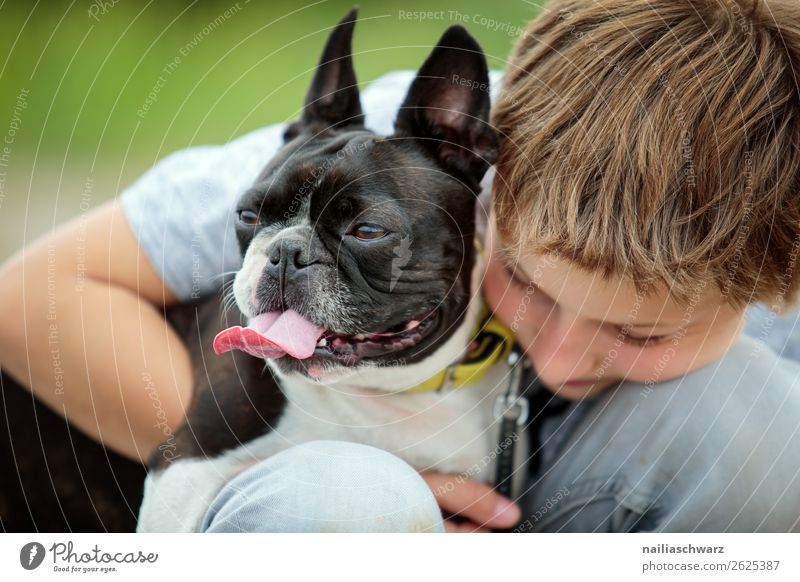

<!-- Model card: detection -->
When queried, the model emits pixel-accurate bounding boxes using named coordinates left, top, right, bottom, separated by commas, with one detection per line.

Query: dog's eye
left=352, top=224, right=387, bottom=240
left=238, top=210, right=260, bottom=226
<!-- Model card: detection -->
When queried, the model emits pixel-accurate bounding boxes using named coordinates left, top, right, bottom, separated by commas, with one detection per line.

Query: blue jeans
left=200, top=440, right=445, bottom=532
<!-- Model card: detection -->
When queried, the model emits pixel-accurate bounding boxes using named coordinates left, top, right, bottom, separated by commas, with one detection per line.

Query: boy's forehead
left=537, top=255, right=728, bottom=330
left=488, top=215, right=723, bottom=330
left=522, top=254, right=685, bottom=328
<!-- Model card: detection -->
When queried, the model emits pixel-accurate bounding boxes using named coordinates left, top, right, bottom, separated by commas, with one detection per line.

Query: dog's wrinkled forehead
left=260, top=130, right=377, bottom=200
left=244, top=130, right=394, bottom=226
left=247, top=127, right=464, bottom=225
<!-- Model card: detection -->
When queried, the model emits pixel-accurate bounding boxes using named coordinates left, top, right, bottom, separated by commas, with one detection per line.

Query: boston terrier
left=137, top=8, right=530, bottom=532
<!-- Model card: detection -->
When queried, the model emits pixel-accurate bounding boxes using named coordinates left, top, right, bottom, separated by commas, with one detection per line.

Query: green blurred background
left=0, top=0, right=543, bottom=260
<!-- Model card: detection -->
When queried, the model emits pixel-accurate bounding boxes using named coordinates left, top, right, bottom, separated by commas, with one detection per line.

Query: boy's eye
left=508, top=272, right=524, bottom=287
left=623, top=333, right=668, bottom=347
left=506, top=266, right=530, bottom=288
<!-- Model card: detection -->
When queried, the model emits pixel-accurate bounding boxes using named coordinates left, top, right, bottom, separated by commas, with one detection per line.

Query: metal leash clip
left=492, top=346, right=531, bottom=510
left=493, top=349, right=530, bottom=426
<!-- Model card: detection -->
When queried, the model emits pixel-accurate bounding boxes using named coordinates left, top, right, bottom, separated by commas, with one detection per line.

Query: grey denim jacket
left=519, top=319, right=800, bottom=533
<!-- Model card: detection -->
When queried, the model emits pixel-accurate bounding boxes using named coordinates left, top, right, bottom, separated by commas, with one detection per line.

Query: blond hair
left=492, top=0, right=800, bottom=312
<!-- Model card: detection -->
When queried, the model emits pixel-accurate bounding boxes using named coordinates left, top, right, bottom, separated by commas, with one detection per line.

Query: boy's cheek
left=484, top=282, right=546, bottom=343
left=482, top=258, right=516, bottom=322
left=611, top=343, right=695, bottom=386
left=482, top=283, right=515, bottom=328
left=483, top=260, right=549, bottom=333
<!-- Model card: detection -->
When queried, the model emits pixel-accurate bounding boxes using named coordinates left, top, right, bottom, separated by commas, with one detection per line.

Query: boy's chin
left=540, top=378, right=616, bottom=400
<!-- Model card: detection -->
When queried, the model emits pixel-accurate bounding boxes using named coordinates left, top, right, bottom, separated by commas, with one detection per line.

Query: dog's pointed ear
left=394, top=25, right=498, bottom=183
left=283, top=7, right=364, bottom=142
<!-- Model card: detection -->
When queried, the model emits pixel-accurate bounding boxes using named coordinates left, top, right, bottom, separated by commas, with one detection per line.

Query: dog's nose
left=266, top=237, right=315, bottom=279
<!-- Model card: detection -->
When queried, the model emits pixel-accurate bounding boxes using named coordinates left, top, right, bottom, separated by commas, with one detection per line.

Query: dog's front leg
left=136, top=378, right=285, bottom=533
left=137, top=296, right=288, bottom=532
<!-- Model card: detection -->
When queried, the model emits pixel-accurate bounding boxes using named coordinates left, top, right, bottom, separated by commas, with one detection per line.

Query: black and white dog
left=138, top=9, right=529, bottom=532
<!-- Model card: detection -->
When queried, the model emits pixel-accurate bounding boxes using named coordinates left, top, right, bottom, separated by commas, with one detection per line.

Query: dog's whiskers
left=220, top=284, right=240, bottom=321
left=210, top=270, right=240, bottom=282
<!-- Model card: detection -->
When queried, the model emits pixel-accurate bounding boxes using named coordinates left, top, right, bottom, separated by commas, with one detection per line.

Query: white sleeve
left=119, top=123, right=286, bottom=300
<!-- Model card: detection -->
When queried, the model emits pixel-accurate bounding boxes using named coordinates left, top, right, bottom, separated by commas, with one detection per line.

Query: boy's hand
left=420, top=471, right=522, bottom=533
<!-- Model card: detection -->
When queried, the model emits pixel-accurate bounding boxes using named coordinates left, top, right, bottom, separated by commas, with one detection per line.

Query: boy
left=1, top=0, right=799, bottom=532
left=483, top=0, right=800, bottom=531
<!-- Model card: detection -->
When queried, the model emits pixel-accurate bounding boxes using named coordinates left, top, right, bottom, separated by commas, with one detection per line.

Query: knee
left=201, top=440, right=444, bottom=533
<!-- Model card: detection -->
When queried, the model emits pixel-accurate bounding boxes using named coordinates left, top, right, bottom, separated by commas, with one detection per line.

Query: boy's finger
left=421, top=471, right=521, bottom=529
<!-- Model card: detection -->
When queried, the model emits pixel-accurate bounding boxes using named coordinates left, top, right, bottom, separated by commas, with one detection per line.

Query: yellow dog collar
left=404, top=236, right=515, bottom=393
left=404, top=301, right=515, bottom=393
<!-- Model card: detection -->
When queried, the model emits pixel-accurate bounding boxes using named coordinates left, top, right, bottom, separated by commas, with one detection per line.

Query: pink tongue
left=213, top=310, right=325, bottom=360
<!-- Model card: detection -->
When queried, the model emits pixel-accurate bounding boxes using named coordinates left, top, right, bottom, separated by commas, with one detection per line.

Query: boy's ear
left=283, top=7, right=364, bottom=142
left=394, top=25, right=498, bottom=182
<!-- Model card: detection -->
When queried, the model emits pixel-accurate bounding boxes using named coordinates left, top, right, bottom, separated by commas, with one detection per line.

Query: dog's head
left=216, top=8, right=497, bottom=388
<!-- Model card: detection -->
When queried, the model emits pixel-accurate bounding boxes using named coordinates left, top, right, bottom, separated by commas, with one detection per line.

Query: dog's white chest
left=231, top=361, right=516, bottom=482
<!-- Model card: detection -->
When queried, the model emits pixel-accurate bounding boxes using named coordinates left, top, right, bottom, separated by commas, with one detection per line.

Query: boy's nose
left=531, top=314, right=599, bottom=383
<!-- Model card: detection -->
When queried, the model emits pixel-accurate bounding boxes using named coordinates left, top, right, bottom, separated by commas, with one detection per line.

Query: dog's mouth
left=213, top=308, right=438, bottom=365
left=314, top=312, right=437, bottom=363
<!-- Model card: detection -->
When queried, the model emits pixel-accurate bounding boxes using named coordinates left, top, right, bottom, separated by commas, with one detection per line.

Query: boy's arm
left=0, top=199, right=192, bottom=463
left=0, top=122, right=286, bottom=463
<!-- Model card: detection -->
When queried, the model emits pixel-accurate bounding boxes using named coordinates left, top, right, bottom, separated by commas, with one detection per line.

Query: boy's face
left=483, top=212, right=745, bottom=400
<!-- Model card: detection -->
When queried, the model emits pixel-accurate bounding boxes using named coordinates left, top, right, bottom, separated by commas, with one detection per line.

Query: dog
left=137, top=8, right=531, bottom=532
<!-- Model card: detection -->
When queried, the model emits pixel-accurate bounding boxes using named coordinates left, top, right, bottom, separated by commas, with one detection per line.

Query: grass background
left=0, top=0, right=543, bottom=260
